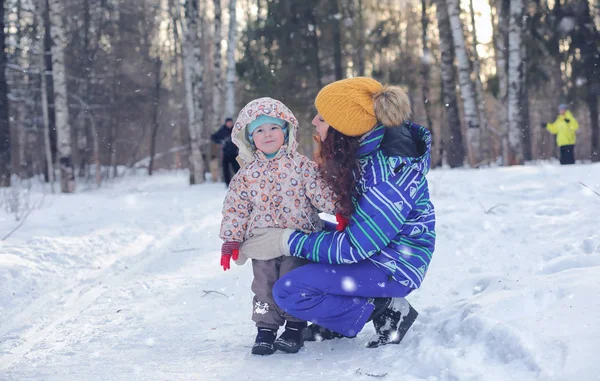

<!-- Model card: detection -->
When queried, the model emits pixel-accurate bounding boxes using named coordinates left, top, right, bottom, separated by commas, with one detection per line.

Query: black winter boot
left=251, top=328, right=277, bottom=355
left=302, top=323, right=355, bottom=342
left=366, top=297, right=418, bottom=348
left=274, top=321, right=307, bottom=353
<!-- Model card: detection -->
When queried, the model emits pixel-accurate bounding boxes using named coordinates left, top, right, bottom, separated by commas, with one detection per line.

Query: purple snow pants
left=272, top=260, right=413, bottom=337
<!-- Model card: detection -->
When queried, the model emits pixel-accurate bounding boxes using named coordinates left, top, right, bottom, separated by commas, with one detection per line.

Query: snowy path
left=1, top=165, right=599, bottom=381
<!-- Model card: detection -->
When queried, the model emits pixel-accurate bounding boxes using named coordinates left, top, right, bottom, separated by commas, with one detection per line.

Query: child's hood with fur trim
left=232, top=97, right=300, bottom=164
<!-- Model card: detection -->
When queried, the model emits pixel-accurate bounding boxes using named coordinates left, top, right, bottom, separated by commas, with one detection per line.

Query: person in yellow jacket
left=543, top=104, right=579, bottom=165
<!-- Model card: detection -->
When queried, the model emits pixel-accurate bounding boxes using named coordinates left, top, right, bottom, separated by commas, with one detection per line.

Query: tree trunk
left=507, top=0, right=525, bottom=165
left=148, top=57, right=162, bottom=176
left=77, top=0, right=92, bottom=179
left=494, top=0, right=510, bottom=103
left=14, top=0, right=27, bottom=178
left=90, top=116, right=101, bottom=187
left=34, top=0, right=54, bottom=191
left=590, top=93, right=599, bottom=162
left=436, top=0, right=465, bottom=168
left=169, top=0, right=185, bottom=170
left=40, top=47, right=55, bottom=192
left=0, top=0, right=10, bottom=187
left=43, top=0, right=56, bottom=172
left=446, top=0, right=481, bottom=166
left=182, top=0, right=205, bottom=184
left=48, top=0, right=74, bottom=192
left=491, top=0, right=510, bottom=164
left=224, top=0, right=237, bottom=119
left=307, top=7, right=323, bottom=89
left=420, top=0, right=438, bottom=166
left=469, top=0, right=492, bottom=164
left=213, top=0, right=223, bottom=129
left=331, top=0, right=343, bottom=80
left=356, top=0, right=365, bottom=76
left=520, top=16, right=532, bottom=162
left=574, top=0, right=600, bottom=161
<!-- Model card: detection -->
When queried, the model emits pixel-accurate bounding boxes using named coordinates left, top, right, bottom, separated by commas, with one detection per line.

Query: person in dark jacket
left=211, top=118, right=240, bottom=186
left=238, top=77, right=436, bottom=349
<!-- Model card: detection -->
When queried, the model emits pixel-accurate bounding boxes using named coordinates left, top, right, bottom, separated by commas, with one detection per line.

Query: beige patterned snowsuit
left=219, top=97, right=336, bottom=329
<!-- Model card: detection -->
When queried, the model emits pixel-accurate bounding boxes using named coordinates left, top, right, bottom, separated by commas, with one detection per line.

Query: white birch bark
left=494, top=0, right=510, bottom=102
left=446, top=0, right=481, bottom=165
left=493, top=0, right=510, bottom=165
left=469, top=0, right=492, bottom=164
left=507, top=0, right=525, bottom=164
left=182, top=0, right=205, bottom=184
left=48, top=0, right=74, bottom=192
left=213, top=0, right=223, bottom=127
left=224, top=0, right=237, bottom=119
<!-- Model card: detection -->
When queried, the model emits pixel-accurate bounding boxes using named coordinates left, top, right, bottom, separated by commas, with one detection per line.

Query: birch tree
left=420, top=0, right=437, bottom=165
left=446, top=0, right=480, bottom=165
left=0, top=0, right=10, bottom=187
left=436, top=0, right=465, bottom=168
left=213, top=0, right=223, bottom=127
left=182, top=0, right=206, bottom=184
left=47, top=0, right=74, bottom=192
left=492, top=0, right=510, bottom=165
left=469, top=0, right=491, bottom=162
left=507, top=0, right=525, bottom=164
left=224, top=0, right=237, bottom=119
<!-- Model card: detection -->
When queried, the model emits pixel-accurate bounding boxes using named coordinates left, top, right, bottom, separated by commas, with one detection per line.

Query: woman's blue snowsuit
left=272, top=123, right=436, bottom=337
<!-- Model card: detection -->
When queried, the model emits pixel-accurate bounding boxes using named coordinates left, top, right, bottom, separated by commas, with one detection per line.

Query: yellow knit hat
left=315, top=77, right=383, bottom=136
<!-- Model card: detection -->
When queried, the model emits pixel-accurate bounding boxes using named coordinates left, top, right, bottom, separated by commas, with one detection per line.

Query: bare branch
left=170, top=247, right=200, bottom=253
left=355, top=369, right=388, bottom=378
left=579, top=182, right=600, bottom=197
left=201, top=290, right=228, bottom=298
left=1, top=209, right=32, bottom=241
left=480, top=202, right=509, bottom=214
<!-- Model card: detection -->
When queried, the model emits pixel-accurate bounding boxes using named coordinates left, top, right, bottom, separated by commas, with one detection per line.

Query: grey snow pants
left=251, top=257, right=307, bottom=329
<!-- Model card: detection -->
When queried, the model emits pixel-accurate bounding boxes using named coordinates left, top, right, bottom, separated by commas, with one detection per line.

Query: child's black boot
left=274, top=321, right=307, bottom=354
left=252, top=327, right=277, bottom=355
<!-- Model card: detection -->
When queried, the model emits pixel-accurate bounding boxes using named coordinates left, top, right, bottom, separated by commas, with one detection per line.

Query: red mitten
left=335, top=213, right=349, bottom=232
left=221, top=241, right=240, bottom=271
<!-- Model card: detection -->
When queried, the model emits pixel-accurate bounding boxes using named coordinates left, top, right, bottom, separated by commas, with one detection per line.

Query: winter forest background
left=0, top=0, right=599, bottom=193
left=1, top=1, right=600, bottom=379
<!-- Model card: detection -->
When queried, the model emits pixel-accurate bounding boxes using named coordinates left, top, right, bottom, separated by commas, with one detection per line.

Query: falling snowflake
left=342, top=276, right=357, bottom=292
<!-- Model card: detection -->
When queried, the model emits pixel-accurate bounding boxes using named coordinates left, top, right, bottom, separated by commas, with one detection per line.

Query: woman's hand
left=240, top=228, right=294, bottom=260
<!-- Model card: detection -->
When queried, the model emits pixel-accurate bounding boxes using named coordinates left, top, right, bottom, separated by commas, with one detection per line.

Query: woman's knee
left=272, top=273, right=295, bottom=307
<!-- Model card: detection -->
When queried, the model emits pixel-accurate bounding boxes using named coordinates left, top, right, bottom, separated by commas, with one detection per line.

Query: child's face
left=252, top=123, right=285, bottom=155
left=312, top=113, right=330, bottom=142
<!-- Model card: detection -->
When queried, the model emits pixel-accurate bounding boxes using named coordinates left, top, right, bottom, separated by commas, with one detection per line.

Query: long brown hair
left=315, top=128, right=361, bottom=217
left=314, top=84, right=412, bottom=216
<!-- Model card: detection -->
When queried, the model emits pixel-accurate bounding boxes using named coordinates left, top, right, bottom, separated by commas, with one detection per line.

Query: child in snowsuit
left=219, top=97, right=337, bottom=355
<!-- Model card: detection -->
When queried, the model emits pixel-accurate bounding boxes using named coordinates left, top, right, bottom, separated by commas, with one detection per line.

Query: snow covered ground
left=1, top=163, right=599, bottom=381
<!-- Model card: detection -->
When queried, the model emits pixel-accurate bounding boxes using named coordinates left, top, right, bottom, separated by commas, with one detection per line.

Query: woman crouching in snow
left=240, top=77, right=436, bottom=348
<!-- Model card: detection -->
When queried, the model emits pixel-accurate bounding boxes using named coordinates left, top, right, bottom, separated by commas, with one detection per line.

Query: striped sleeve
left=289, top=168, right=426, bottom=264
